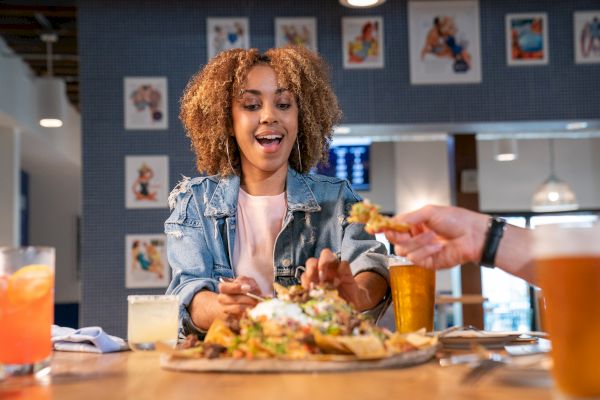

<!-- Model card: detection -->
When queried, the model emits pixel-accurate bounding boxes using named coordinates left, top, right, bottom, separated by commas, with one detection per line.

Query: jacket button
left=282, top=258, right=291, bottom=267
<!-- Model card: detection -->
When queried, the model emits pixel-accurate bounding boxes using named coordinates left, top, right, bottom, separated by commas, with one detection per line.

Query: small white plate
left=440, top=331, right=524, bottom=349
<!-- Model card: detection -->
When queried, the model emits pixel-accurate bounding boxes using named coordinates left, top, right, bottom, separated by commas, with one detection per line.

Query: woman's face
left=231, top=65, right=298, bottom=179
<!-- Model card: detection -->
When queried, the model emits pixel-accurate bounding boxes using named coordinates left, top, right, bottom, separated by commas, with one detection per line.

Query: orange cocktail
left=0, top=247, right=54, bottom=374
left=533, top=225, right=600, bottom=398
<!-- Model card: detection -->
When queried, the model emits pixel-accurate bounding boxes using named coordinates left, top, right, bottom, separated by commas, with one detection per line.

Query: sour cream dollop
left=248, top=299, right=318, bottom=327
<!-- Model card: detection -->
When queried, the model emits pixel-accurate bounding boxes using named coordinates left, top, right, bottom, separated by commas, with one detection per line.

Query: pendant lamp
left=38, top=32, right=65, bottom=128
left=493, top=138, right=518, bottom=162
left=531, top=139, right=578, bottom=212
left=339, top=0, right=386, bottom=8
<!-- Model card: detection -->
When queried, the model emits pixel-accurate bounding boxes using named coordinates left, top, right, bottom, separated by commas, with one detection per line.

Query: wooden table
left=0, top=351, right=554, bottom=400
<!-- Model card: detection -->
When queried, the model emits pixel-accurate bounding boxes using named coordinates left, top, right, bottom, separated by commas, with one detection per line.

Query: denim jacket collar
left=204, top=166, right=321, bottom=217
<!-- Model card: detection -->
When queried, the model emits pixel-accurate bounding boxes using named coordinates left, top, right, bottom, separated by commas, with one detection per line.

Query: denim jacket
left=164, top=166, right=389, bottom=336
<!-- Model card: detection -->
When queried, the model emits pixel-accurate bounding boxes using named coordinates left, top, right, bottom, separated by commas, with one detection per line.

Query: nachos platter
left=160, top=284, right=438, bottom=373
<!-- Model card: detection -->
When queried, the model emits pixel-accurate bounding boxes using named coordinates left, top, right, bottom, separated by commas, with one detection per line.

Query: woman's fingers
left=335, top=260, right=354, bottom=285
left=301, top=257, right=319, bottom=288
left=217, top=293, right=257, bottom=306
left=317, top=248, right=340, bottom=283
left=222, top=303, right=253, bottom=317
left=219, top=276, right=260, bottom=295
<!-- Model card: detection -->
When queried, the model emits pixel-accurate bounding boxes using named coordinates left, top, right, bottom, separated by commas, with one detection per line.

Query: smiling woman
left=167, top=46, right=389, bottom=338
left=179, top=46, right=341, bottom=177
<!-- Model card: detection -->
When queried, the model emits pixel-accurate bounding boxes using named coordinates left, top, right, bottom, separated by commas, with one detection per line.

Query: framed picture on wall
left=408, top=1, right=481, bottom=84
left=125, top=155, right=169, bottom=209
left=125, top=234, right=170, bottom=289
left=574, top=11, right=600, bottom=64
left=342, top=16, right=384, bottom=69
left=506, top=13, right=549, bottom=66
left=124, top=77, right=168, bottom=130
left=275, top=17, right=317, bottom=52
left=207, top=17, right=249, bottom=60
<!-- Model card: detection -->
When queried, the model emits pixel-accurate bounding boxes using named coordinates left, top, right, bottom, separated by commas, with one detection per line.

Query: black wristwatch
left=480, top=217, right=507, bottom=268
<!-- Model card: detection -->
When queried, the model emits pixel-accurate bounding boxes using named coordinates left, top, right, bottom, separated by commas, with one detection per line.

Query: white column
left=0, top=126, right=20, bottom=246
left=393, top=139, right=452, bottom=212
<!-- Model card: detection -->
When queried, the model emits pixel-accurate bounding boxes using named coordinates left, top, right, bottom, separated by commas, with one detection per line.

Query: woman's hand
left=216, top=276, right=261, bottom=320
left=300, top=248, right=373, bottom=310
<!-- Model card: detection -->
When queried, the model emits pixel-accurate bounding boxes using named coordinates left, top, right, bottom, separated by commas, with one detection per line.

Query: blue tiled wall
left=79, top=0, right=600, bottom=336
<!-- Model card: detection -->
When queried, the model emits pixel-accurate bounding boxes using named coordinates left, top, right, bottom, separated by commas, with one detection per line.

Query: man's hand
left=384, top=205, right=488, bottom=270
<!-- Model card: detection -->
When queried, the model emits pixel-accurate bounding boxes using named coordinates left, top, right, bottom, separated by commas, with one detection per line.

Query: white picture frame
left=125, top=155, right=169, bottom=209
left=342, top=16, right=384, bottom=69
left=207, top=17, right=249, bottom=60
left=574, top=11, right=600, bottom=64
left=124, top=77, right=168, bottom=130
left=506, top=13, right=549, bottom=66
left=275, top=17, right=317, bottom=52
left=125, top=234, right=170, bottom=289
left=408, top=1, right=482, bottom=85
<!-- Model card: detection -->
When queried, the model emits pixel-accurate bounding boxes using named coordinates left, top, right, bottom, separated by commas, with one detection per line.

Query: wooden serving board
left=160, top=345, right=438, bottom=373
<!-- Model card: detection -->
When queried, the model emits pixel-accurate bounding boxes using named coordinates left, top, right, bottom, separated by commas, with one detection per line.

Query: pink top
left=233, top=188, right=287, bottom=295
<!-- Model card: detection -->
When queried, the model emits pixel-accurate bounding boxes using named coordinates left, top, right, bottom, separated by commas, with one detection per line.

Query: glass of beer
left=0, top=247, right=55, bottom=377
left=533, top=223, right=600, bottom=398
left=388, top=255, right=435, bottom=333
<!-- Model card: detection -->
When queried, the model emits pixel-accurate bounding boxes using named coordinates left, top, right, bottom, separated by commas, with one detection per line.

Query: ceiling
left=0, top=3, right=78, bottom=109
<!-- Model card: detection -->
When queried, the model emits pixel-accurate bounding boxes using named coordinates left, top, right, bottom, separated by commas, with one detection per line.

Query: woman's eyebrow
left=240, top=88, right=290, bottom=96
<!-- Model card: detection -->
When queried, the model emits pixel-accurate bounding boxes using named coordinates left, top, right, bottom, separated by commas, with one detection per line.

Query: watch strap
left=480, top=217, right=507, bottom=268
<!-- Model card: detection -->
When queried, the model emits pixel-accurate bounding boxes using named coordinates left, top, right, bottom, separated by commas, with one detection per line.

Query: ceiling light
left=339, top=0, right=386, bottom=8
left=38, top=31, right=65, bottom=128
left=493, top=138, right=518, bottom=162
left=531, top=139, right=578, bottom=212
left=566, top=122, right=588, bottom=130
left=38, top=77, right=65, bottom=127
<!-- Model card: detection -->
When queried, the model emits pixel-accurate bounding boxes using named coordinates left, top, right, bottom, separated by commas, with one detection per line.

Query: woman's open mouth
left=255, top=134, right=283, bottom=153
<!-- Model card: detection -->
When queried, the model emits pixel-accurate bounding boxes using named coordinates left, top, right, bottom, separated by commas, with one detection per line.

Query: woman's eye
left=243, top=104, right=260, bottom=111
left=277, top=103, right=291, bottom=110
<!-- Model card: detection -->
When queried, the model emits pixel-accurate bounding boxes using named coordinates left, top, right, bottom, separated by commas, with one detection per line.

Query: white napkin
left=51, top=325, right=129, bottom=353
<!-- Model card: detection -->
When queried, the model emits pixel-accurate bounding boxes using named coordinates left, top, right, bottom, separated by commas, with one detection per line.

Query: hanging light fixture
left=531, top=139, right=578, bottom=212
left=493, top=138, right=518, bottom=161
left=38, top=31, right=65, bottom=128
left=339, top=0, right=386, bottom=8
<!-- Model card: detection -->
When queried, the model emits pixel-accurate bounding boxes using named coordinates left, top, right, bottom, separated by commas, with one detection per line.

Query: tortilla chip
left=313, top=331, right=353, bottom=355
left=273, top=282, right=289, bottom=297
left=335, top=335, right=387, bottom=360
left=204, top=318, right=235, bottom=347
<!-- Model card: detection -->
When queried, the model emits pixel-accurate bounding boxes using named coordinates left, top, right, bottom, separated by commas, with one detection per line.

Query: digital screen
left=316, top=139, right=370, bottom=191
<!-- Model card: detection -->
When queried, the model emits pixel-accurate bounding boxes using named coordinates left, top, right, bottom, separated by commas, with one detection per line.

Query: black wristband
left=480, top=217, right=507, bottom=268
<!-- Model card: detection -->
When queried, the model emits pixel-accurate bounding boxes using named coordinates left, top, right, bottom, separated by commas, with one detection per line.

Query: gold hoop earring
left=296, top=137, right=303, bottom=173
left=225, top=138, right=235, bottom=174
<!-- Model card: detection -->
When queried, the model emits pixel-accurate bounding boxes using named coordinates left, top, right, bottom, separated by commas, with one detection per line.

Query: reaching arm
left=384, top=205, right=536, bottom=285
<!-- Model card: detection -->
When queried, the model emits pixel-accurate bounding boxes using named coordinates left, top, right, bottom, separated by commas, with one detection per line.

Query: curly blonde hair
left=179, top=46, right=342, bottom=176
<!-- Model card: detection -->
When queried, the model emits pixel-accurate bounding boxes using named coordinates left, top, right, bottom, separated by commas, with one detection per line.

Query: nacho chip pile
left=173, top=285, right=436, bottom=361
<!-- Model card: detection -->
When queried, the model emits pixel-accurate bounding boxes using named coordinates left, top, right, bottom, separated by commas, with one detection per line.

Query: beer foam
left=387, top=255, right=414, bottom=268
left=533, top=223, right=600, bottom=258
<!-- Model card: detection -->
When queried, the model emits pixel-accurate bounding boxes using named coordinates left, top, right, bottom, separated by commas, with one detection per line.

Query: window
left=482, top=211, right=598, bottom=331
